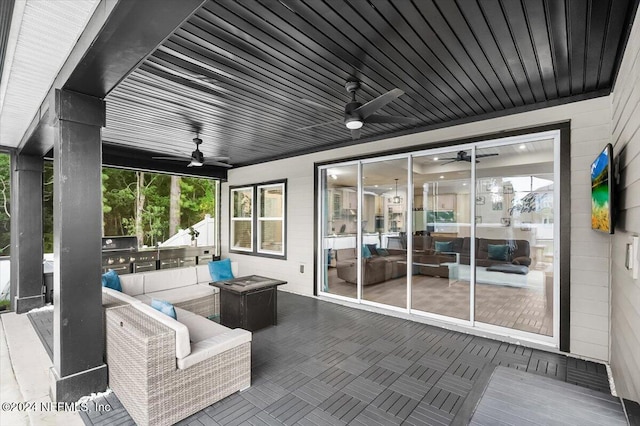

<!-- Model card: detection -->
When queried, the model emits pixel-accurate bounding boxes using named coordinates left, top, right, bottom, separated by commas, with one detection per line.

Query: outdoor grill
left=102, top=236, right=215, bottom=273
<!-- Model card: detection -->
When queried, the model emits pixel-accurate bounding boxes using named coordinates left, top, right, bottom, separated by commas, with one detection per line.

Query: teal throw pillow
left=487, top=244, right=510, bottom=261
left=362, top=245, right=372, bottom=259
left=209, top=258, right=234, bottom=282
left=101, top=270, right=122, bottom=292
left=376, top=248, right=389, bottom=256
left=435, top=241, right=453, bottom=253
left=151, top=299, right=177, bottom=320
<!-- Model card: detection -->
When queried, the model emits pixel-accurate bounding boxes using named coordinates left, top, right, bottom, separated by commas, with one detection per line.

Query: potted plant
left=0, top=299, right=10, bottom=312
left=188, top=226, right=200, bottom=247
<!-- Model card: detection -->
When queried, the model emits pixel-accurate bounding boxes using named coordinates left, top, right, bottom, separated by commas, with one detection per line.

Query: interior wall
left=222, top=95, right=612, bottom=361
left=610, top=6, right=640, bottom=403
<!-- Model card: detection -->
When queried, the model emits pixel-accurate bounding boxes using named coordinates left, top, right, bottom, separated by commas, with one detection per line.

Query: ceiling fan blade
left=299, top=98, right=340, bottom=112
left=354, top=88, right=404, bottom=119
left=207, top=156, right=230, bottom=161
left=350, top=128, right=361, bottom=140
left=297, top=119, right=342, bottom=131
left=476, top=153, right=499, bottom=158
left=202, top=160, right=233, bottom=168
left=365, top=114, right=417, bottom=124
left=152, top=156, right=188, bottom=161
left=439, top=160, right=457, bottom=166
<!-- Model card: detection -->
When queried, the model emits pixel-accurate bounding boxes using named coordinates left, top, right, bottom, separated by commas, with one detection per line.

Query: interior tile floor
left=26, top=292, right=616, bottom=425
left=326, top=268, right=553, bottom=336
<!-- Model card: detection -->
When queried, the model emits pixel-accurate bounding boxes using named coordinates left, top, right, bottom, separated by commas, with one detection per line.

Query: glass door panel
left=361, top=159, right=407, bottom=308
left=474, top=142, right=554, bottom=336
left=411, top=151, right=471, bottom=320
left=321, top=165, right=358, bottom=298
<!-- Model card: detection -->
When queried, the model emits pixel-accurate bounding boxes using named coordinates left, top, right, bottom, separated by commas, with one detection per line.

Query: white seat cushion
left=178, top=314, right=231, bottom=343
left=177, top=328, right=252, bottom=370
left=118, top=273, right=144, bottom=296
left=132, top=303, right=191, bottom=359
left=143, top=285, right=216, bottom=305
left=143, top=267, right=198, bottom=293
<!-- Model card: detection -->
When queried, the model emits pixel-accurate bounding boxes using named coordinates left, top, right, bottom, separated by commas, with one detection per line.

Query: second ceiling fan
left=298, top=80, right=417, bottom=140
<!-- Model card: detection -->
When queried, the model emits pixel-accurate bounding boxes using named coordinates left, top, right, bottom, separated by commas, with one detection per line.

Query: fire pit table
left=210, top=275, right=287, bottom=331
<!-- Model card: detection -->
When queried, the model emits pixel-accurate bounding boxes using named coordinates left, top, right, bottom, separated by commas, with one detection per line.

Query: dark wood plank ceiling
left=103, top=0, right=638, bottom=168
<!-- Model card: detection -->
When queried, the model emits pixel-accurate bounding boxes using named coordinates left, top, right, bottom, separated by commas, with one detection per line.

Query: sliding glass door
left=361, top=159, right=407, bottom=309
left=318, top=130, right=559, bottom=345
left=474, top=140, right=555, bottom=336
left=411, top=151, right=471, bottom=321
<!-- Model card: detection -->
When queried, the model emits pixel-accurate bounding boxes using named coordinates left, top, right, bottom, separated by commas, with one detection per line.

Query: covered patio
left=2, top=292, right=627, bottom=425
left=1, top=0, right=640, bottom=424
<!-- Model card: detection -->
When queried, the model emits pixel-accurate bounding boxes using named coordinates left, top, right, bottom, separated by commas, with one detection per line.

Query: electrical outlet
left=299, top=264, right=304, bottom=274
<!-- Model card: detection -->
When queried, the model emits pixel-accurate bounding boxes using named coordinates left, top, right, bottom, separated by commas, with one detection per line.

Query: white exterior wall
left=610, top=6, right=640, bottom=403
left=223, top=96, right=612, bottom=361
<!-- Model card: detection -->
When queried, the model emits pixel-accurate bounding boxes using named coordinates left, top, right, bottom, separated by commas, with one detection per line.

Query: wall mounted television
left=590, top=143, right=614, bottom=234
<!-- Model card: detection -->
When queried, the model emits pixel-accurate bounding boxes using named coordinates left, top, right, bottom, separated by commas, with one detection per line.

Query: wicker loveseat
left=102, top=287, right=251, bottom=426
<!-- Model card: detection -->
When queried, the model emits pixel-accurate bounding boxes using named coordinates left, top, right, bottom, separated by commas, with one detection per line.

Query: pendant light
left=392, top=178, right=401, bottom=204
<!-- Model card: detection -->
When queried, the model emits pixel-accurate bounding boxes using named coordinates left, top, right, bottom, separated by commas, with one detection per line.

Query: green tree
left=0, top=154, right=10, bottom=255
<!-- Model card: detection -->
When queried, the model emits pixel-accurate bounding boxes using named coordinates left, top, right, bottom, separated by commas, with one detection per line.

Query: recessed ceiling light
left=519, top=144, right=526, bottom=150
left=462, top=182, right=467, bottom=186
left=439, top=175, right=444, bottom=179
left=330, top=174, right=337, bottom=180
left=374, top=185, right=378, bottom=188
left=433, top=157, right=439, bottom=161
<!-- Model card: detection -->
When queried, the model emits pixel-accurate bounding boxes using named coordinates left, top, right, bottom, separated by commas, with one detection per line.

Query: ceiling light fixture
left=439, top=175, right=444, bottom=179
left=330, top=174, right=338, bottom=180
left=519, top=144, right=526, bottom=150
left=345, top=117, right=363, bottom=129
left=433, top=157, right=439, bottom=161
left=392, top=178, right=402, bottom=204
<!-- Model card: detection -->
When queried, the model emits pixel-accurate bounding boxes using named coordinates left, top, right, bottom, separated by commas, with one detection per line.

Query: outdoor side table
left=210, top=275, right=287, bottom=332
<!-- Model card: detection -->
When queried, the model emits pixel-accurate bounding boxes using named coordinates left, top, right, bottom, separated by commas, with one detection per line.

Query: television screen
left=591, top=144, right=613, bottom=233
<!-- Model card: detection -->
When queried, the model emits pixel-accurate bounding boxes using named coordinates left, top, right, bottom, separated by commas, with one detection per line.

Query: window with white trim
left=230, top=180, right=286, bottom=258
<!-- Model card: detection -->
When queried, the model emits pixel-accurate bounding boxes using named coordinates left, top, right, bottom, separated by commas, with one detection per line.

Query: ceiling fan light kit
left=299, top=79, right=417, bottom=140
left=152, top=135, right=232, bottom=168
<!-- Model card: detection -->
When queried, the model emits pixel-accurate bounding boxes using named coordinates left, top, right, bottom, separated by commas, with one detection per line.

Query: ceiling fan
left=298, top=80, right=417, bottom=140
left=438, top=151, right=499, bottom=165
left=153, top=136, right=232, bottom=168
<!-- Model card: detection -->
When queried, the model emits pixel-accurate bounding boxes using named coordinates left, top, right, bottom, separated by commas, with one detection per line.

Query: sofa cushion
left=488, top=244, right=510, bottom=261
left=132, top=303, right=191, bottom=359
left=177, top=328, right=252, bottom=370
left=435, top=241, right=453, bottom=253
left=362, top=245, right=372, bottom=259
left=118, top=273, right=144, bottom=296
left=102, top=287, right=142, bottom=305
left=486, top=264, right=529, bottom=275
left=142, top=284, right=217, bottom=306
left=209, top=259, right=234, bottom=282
left=101, top=270, right=122, bottom=292
left=151, top=299, right=177, bottom=320
left=178, top=313, right=231, bottom=342
left=143, top=267, right=198, bottom=293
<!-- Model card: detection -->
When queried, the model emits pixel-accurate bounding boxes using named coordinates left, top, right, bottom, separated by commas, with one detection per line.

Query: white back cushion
left=102, top=287, right=142, bottom=305
left=177, top=329, right=251, bottom=370
left=132, top=303, right=191, bottom=359
left=119, top=273, right=144, bottom=296
left=143, top=267, right=197, bottom=293
left=195, top=264, right=210, bottom=284
left=195, top=262, right=240, bottom=284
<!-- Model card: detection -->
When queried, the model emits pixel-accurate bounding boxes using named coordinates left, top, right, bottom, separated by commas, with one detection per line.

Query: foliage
left=0, top=154, right=9, bottom=255
left=0, top=154, right=218, bottom=251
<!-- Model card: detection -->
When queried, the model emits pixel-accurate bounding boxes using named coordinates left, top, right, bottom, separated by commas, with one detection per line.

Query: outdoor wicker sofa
left=117, top=262, right=239, bottom=317
left=102, top=287, right=251, bottom=426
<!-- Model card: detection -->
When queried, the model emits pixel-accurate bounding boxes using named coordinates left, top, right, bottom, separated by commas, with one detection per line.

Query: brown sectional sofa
left=334, top=235, right=532, bottom=284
